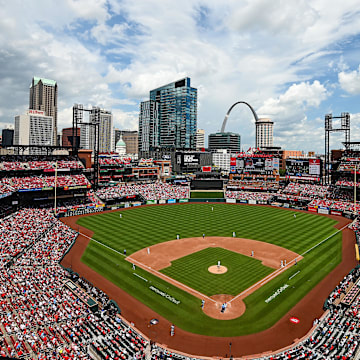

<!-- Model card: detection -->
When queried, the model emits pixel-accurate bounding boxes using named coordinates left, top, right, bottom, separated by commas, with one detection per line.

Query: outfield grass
left=161, top=247, right=274, bottom=296
left=78, top=203, right=342, bottom=336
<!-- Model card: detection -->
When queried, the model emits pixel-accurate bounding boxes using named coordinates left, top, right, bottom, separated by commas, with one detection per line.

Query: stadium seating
left=1, top=168, right=360, bottom=359
left=225, top=190, right=274, bottom=202
left=0, top=208, right=149, bottom=359
left=96, top=182, right=190, bottom=201
left=0, top=174, right=90, bottom=194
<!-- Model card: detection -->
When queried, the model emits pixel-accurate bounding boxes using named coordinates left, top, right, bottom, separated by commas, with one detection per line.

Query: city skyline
left=1, top=1, right=360, bottom=153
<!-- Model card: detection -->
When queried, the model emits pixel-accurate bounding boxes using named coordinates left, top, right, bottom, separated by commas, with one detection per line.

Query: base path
left=128, top=236, right=300, bottom=270
left=61, top=207, right=356, bottom=359
left=127, top=236, right=302, bottom=320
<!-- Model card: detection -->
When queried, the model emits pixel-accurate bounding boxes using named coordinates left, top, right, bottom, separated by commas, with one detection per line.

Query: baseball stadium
left=0, top=145, right=360, bottom=360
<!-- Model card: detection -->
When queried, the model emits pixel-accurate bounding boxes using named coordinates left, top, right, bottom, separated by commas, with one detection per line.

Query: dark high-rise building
left=208, top=132, right=241, bottom=152
left=138, top=78, right=197, bottom=155
left=2, top=128, right=14, bottom=147
left=29, top=77, right=58, bottom=145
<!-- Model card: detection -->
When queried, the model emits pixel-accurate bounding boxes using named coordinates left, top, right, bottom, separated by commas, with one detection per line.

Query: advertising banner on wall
left=318, top=208, right=329, bottom=215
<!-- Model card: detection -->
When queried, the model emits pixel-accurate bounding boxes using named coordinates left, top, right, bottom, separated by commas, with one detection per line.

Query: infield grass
left=78, top=203, right=343, bottom=336
left=161, top=247, right=274, bottom=296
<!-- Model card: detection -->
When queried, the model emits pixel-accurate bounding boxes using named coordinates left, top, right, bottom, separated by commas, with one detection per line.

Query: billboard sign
left=176, top=153, right=200, bottom=168
left=309, top=159, right=321, bottom=175
left=286, top=158, right=321, bottom=177
left=232, top=155, right=279, bottom=175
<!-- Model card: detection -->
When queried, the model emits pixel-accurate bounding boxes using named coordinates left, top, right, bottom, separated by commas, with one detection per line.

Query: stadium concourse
left=1, top=155, right=360, bottom=358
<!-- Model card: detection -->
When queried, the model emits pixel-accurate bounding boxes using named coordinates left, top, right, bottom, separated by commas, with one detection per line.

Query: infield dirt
left=61, top=206, right=356, bottom=358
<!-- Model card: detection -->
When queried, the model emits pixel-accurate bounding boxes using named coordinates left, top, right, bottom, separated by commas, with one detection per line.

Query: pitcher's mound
left=208, top=265, right=228, bottom=274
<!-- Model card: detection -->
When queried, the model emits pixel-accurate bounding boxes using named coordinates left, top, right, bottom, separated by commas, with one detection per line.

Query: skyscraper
left=80, top=107, right=113, bottom=153
left=255, top=118, right=274, bottom=149
left=29, top=77, right=58, bottom=144
left=195, top=129, right=205, bottom=150
left=138, top=78, right=197, bottom=155
left=14, top=110, right=54, bottom=154
left=138, top=100, right=159, bottom=155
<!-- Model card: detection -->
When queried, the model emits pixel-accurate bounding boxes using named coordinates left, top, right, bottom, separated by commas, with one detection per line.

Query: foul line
left=79, top=222, right=348, bottom=307
left=78, top=231, right=216, bottom=303
left=300, top=223, right=349, bottom=257
left=228, top=223, right=349, bottom=305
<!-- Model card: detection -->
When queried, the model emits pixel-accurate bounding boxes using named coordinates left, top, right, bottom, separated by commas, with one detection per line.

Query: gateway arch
left=220, top=101, right=259, bottom=133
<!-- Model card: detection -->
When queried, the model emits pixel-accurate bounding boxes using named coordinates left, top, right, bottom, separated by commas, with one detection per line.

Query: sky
left=1, top=0, right=360, bottom=153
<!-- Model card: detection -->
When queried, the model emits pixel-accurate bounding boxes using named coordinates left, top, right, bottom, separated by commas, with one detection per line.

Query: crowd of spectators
left=308, top=198, right=360, bottom=213
left=0, top=174, right=90, bottom=194
left=0, top=155, right=84, bottom=172
left=227, top=179, right=279, bottom=191
left=0, top=208, right=149, bottom=359
left=96, top=182, right=190, bottom=201
left=225, top=190, right=274, bottom=202
left=99, top=158, right=128, bottom=166
left=0, top=208, right=55, bottom=269
left=337, top=157, right=360, bottom=173
left=336, top=180, right=360, bottom=188
left=281, top=182, right=330, bottom=199
left=3, top=205, right=360, bottom=360
left=257, top=268, right=360, bottom=360
left=2, top=157, right=360, bottom=359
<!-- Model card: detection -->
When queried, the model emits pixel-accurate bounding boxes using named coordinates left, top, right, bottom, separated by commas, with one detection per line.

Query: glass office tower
left=139, top=77, right=197, bottom=154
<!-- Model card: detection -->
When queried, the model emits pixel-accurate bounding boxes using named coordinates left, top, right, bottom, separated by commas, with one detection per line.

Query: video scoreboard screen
left=230, top=155, right=279, bottom=175
left=286, top=158, right=321, bottom=177
left=176, top=152, right=200, bottom=169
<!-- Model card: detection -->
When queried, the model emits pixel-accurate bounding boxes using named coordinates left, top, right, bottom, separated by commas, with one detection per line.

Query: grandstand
left=1, top=153, right=360, bottom=359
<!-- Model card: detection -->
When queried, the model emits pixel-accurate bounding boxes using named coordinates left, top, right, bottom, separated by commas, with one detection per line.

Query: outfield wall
left=57, top=197, right=356, bottom=220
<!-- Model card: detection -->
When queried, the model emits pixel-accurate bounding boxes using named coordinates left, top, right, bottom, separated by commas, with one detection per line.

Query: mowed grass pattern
left=78, top=204, right=337, bottom=255
left=161, top=247, right=274, bottom=296
left=78, top=203, right=343, bottom=336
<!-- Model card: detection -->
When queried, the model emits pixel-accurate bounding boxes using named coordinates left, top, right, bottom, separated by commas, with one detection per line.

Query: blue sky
left=1, top=0, right=360, bottom=153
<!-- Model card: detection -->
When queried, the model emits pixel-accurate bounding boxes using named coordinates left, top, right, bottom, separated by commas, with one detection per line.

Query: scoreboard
left=230, top=155, right=279, bottom=175
left=286, top=158, right=321, bottom=177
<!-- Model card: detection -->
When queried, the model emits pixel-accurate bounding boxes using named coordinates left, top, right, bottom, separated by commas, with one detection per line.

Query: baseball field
left=75, top=203, right=344, bottom=337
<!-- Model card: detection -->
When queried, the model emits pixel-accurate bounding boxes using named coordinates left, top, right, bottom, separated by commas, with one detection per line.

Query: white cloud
left=1, top=0, right=360, bottom=153
left=112, top=109, right=139, bottom=131
left=257, top=81, right=329, bottom=151
left=259, top=81, right=329, bottom=117
left=339, top=65, right=360, bottom=95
